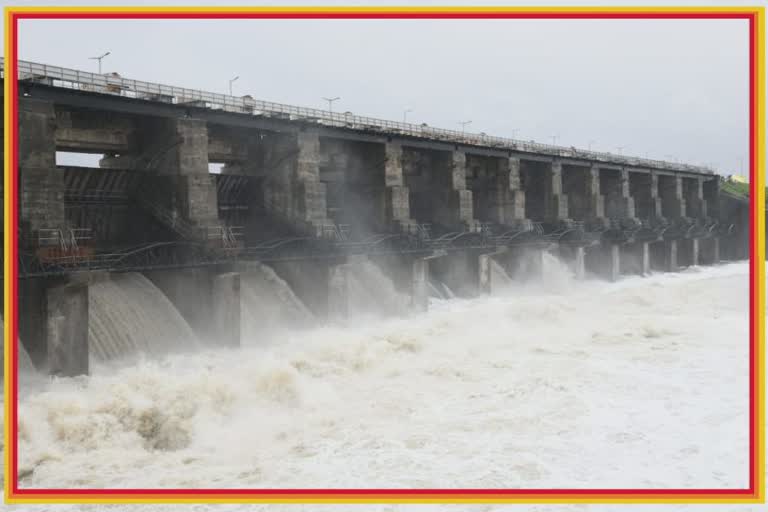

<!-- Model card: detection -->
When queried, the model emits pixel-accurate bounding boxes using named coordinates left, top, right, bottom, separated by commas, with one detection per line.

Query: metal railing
left=2, top=57, right=714, bottom=175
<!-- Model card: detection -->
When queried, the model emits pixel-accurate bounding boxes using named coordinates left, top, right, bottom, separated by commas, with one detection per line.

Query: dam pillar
left=263, top=130, right=329, bottom=236
left=384, top=142, right=416, bottom=231
left=500, top=157, right=528, bottom=227
left=450, top=151, right=479, bottom=230
left=468, top=155, right=528, bottom=228
left=558, top=244, right=586, bottom=280
left=602, top=168, right=636, bottom=223
left=587, top=165, right=606, bottom=225
left=679, top=238, right=700, bottom=267
left=628, top=171, right=662, bottom=224
left=659, top=174, right=686, bottom=220
left=620, top=242, right=651, bottom=276
left=373, top=253, right=436, bottom=313
left=699, top=237, right=720, bottom=265
left=683, top=176, right=708, bottom=220
left=211, top=272, right=241, bottom=348
left=651, top=240, right=678, bottom=272
left=546, top=160, right=569, bottom=224
left=167, top=118, right=219, bottom=229
left=47, top=281, right=89, bottom=377
left=477, top=248, right=509, bottom=294
left=561, top=163, right=604, bottom=227
left=19, top=98, right=66, bottom=236
left=131, top=117, right=220, bottom=240
left=650, top=173, right=664, bottom=220
left=147, top=268, right=241, bottom=345
left=586, top=243, right=620, bottom=281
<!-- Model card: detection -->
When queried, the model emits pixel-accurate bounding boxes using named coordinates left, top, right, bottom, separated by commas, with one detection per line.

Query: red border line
left=6, top=8, right=761, bottom=502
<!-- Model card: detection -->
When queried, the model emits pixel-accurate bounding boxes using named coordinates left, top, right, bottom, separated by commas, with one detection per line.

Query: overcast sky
left=12, top=8, right=750, bottom=175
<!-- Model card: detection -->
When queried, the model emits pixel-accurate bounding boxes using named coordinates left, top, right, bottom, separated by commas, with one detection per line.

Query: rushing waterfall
left=347, top=259, right=408, bottom=317
left=88, top=272, right=199, bottom=361
left=240, top=263, right=315, bottom=338
left=1, top=316, right=35, bottom=373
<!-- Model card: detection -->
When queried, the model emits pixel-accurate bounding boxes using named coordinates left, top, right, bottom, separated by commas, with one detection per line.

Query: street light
left=459, top=120, right=472, bottom=133
left=403, top=108, right=413, bottom=123
left=89, top=51, right=111, bottom=74
left=228, top=76, right=239, bottom=96
left=323, top=96, right=340, bottom=113
left=588, top=140, right=597, bottom=151
left=510, top=128, right=520, bottom=139
left=616, top=146, right=626, bottom=155
left=549, top=134, right=559, bottom=146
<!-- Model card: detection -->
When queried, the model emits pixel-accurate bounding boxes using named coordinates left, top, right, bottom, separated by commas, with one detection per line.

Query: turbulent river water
left=1, top=259, right=760, bottom=512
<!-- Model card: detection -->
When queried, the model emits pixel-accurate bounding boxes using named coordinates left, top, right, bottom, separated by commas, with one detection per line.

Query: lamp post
left=616, top=146, right=626, bottom=156
left=228, top=76, right=240, bottom=96
left=459, top=120, right=472, bottom=133
left=588, top=140, right=597, bottom=151
left=403, top=108, right=413, bottom=123
left=323, top=96, right=340, bottom=113
left=550, top=135, right=559, bottom=146
left=510, top=128, right=520, bottom=139
left=89, top=51, right=111, bottom=74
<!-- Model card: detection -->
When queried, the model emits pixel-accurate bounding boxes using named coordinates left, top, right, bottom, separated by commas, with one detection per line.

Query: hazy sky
left=11, top=5, right=750, bottom=175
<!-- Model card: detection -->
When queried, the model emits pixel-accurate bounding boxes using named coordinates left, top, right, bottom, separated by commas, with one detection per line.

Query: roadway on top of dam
left=3, top=58, right=714, bottom=178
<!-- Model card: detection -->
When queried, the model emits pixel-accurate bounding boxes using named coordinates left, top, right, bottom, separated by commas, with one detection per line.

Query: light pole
left=459, top=120, right=472, bottom=133
left=323, top=96, right=340, bottom=113
left=403, top=108, right=413, bottom=123
left=550, top=135, right=559, bottom=146
left=510, top=128, right=520, bottom=139
left=228, top=76, right=239, bottom=96
left=616, top=146, right=626, bottom=155
left=89, top=51, right=111, bottom=74
left=588, top=140, right=597, bottom=151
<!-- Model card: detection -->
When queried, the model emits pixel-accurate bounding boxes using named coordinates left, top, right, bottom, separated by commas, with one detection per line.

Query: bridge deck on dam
left=3, top=58, right=713, bottom=177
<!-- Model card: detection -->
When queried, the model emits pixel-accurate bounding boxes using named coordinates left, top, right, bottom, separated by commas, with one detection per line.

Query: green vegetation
left=721, top=179, right=751, bottom=198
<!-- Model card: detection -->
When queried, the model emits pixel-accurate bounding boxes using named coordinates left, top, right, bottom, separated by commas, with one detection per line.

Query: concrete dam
left=4, top=59, right=750, bottom=377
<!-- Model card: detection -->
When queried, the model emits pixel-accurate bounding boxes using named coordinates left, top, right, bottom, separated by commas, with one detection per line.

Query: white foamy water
left=346, top=259, right=409, bottom=317
left=240, top=263, right=315, bottom=338
left=88, top=273, right=199, bottom=362
left=2, top=262, right=761, bottom=512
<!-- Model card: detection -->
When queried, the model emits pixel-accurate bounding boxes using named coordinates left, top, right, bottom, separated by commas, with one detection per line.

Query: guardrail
left=2, top=57, right=714, bottom=175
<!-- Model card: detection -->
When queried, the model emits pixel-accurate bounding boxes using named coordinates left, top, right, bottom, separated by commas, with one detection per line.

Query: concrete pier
left=211, top=272, right=241, bottom=348
left=699, top=237, right=721, bottom=265
left=620, top=242, right=651, bottom=276
left=19, top=98, right=66, bottom=235
left=678, top=238, right=700, bottom=267
left=147, top=268, right=242, bottom=346
left=47, top=281, right=89, bottom=377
